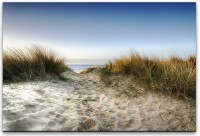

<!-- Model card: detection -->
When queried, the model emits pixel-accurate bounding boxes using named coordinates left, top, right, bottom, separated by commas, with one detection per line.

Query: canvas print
left=3, top=2, right=196, bottom=131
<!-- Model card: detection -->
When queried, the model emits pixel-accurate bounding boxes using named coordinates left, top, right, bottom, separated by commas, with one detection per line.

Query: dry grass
left=3, top=45, right=70, bottom=82
left=80, top=66, right=99, bottom=74
left=101, top=52, right=196, bottom=99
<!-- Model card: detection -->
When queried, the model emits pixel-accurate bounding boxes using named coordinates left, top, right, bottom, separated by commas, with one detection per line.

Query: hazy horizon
left=67, top=59, right=110, bottom=65
left=3, top=2, right=196, bottom=64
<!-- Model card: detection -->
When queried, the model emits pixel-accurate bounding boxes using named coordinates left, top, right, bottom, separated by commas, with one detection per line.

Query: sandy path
left=3, top=71, right=195, bottom=131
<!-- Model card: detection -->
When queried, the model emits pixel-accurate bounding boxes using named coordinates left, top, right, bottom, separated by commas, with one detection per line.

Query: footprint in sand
left=3, top=110, right=26, bottom=121
left=78, top=117, right=97, bottom=131
left=54, top=114, right=68, bottom=125
left=115, top=111, right=128, bottom=120
left=34, top=89, right=46, bottom=96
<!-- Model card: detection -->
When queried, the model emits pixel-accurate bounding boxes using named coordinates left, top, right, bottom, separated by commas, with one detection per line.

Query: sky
left=3, top=2, right=196, bottom=64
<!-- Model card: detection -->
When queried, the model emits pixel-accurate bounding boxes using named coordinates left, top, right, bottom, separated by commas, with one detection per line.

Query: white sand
left=3, top=71, right=195, bottom=131
left=74, top=70, right=83, bottom=73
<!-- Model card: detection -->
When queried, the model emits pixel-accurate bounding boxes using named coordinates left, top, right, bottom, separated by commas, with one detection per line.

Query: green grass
left=100, top=52, right=196, bottom=99
left=3, top=45, right=70, bottom=82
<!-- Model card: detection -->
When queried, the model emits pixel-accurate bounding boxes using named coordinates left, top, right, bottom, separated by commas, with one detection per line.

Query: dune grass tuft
left=80, top=66, right=99, bottom=74
left=100, top=52, right=196, bottom=99
left=3, top=45, right=70, bottom=82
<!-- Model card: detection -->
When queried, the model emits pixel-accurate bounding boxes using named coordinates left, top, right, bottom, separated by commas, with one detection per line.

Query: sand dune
left=3, top=71, right=195, bottom=131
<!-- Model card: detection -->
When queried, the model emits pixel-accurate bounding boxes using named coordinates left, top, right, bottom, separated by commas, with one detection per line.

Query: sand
left=3, top=71, right=196, bottom=131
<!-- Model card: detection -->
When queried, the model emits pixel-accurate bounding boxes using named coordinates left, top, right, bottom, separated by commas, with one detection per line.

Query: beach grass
left=100, top=52, right=196, bottom=99
left=3, top=45, right=70, bottom=82
left=80, top=66, right=99, bottom=74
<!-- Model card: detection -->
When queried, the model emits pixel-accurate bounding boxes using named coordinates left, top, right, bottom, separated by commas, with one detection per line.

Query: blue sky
left=3, top=2, right=196, bottom=64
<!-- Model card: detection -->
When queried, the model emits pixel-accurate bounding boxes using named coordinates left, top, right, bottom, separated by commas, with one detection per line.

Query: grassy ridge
left=3, top=46, right=70, bottom=82
left=100, top=52, right=196, bottom=99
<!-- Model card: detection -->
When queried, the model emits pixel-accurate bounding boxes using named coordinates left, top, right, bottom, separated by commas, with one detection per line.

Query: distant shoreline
left=68, top=64, right=104, bottom=73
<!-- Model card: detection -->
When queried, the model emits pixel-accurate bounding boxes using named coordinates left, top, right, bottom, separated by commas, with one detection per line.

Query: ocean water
left=68, top=65, right=104, bottom=73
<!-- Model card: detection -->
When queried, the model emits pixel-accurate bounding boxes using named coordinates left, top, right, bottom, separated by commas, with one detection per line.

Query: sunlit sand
left=3, top=70, right=195, bottom=131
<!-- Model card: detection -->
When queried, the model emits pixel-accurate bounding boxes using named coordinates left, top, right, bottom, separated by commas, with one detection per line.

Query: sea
left=68, top=64, right=104, bottom=73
